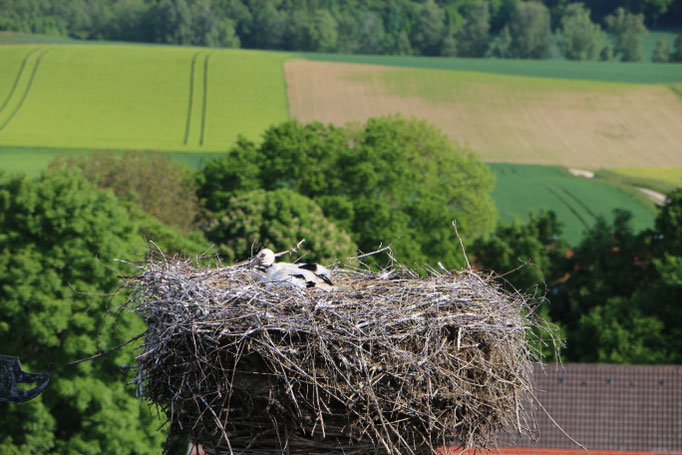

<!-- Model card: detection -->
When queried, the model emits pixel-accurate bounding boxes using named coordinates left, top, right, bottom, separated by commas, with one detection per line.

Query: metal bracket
left=0, top=355, right=53, bottom=403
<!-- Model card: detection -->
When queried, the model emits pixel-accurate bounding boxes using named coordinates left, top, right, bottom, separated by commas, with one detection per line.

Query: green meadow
left=0, top=146, right=221, bottom=175
left=303, top=52, right=682, bottom=84
left=0, top=44, right=292, bottom=152
left=611, top=167, right=682, bottom=193
left=489, top=163, right=657, bottom=244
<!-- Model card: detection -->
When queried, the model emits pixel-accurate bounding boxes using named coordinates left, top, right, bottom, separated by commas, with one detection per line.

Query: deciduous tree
left=605, top=7, right=648, bottom=62
left=410, top=0, right=446, bottom=56
left=652, top=38, right=670, bottom=61
left=0, top=171, right=169, bottom=453
left=558, top=3, right=603, bottom=60
left=471, top=209, right=567, bottom=294
left=203, top=188, right=356, bottom=262
left=456, top=0, right=491, bottom=57
left=670, top=31, right=682, bottom=62
left=507, top=1, right=552, bottom=58
left=198, top=116, right=497, bottom=269
left=491, top=25, right=513, bottom=57
left=51, top=151, right=201, bottom=233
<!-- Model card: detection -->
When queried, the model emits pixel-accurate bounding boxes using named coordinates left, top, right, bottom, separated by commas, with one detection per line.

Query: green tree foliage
left=356, top=11, right=387, bottom=54
left=456, top=0, right=491, bottom=57
left=653, top=186, right=682, bottom=257
left=550, top=210, right=650, bottom=337
left=0, top=171, right=166, bottom=453
left=0, top=0, right=679, bottom=54
left=248, top=0, right=286, bottom=49
left=145, top=0, right=193, bottom=44
left=51, top=151, right=201, bottom=233
left=309, top=9, right=339, bottom=52
left=605, top=7, right=648, bottom=62
left=549, top=190, right=682, bottom=363
left=192, top=3, right=240, bottom=47
left=572, top=296, right=669, bottom=363
left=198, top=116, right=497, bottom=268
left=441, top=30, right=458, bottom=56
left=203, top=188, right=356, bottom=262
left=651, top=38, right=670, bottom=61
left=558, top=3, right=604, bottom=60
left=506, top=1, right=553, bottom=59
left=410, top=0, right=446, bottom=56
left=491, top=25, right=513, bottom=57
left=599, top=43, right=615, bottom=60
left=670, top=32, right=682, bottom=62
left=470, top=209, right=567, bottom=294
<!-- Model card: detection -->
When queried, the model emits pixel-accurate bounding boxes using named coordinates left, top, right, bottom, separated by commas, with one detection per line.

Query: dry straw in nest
left=123, top=248, right=558, bottom=455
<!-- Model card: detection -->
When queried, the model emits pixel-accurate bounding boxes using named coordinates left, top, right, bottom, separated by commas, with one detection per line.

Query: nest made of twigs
left=123, top=251, right=556, bottom=454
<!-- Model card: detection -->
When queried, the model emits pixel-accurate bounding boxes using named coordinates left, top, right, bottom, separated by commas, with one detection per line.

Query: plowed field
left=285, top=60, right=682, bottom=168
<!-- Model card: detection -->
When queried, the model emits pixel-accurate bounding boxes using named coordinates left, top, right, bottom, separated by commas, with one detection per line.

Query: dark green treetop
left=0, top=171, right=170, bottom=453
left=197, top=116, right=497, bottom=269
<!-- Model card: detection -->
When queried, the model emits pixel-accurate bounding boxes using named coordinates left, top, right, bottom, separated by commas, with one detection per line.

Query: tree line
left=1, top=116, right=682, bottom=452
left=1, top=0, right=681, bottom=62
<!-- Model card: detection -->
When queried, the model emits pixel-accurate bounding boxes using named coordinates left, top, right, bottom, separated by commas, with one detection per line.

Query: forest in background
left=1, top=0, right=681, bottom=61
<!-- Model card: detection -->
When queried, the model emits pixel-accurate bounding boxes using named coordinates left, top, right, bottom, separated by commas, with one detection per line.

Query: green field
left=611, top=167, right=682, bottom=193
left=0, top=39, right=675, bottom=241
left=489, top=163, right=657, bottom=244
left=0, top=44, right=292, bottom=152
left=0, top=146, right=222, bottom=175
left=303, top=52, right=682, bottom=84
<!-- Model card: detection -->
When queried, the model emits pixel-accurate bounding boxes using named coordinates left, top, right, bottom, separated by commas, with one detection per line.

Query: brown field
left=285, top=60, right=682, bottom=168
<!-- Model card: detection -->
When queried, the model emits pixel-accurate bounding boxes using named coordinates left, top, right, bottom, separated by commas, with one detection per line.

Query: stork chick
left=249, top=248, right=334, bottom=291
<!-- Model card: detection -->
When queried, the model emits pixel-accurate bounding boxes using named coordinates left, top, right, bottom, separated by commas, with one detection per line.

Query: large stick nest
left=123, top=251, right=555, bottom=454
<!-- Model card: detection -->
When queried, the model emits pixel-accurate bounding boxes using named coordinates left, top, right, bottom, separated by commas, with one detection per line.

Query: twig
left=531, top=390, right=587, bottom=451
left=452, top=220, right=471, bottom=269
left=65, top=331, right=147, bottom=367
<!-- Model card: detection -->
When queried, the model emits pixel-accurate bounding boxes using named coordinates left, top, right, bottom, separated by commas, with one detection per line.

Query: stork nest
left=123, top=251, right=558, bottom=454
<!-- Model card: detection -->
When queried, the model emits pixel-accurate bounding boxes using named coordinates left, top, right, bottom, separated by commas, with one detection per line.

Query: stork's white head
left=255, top=248, right=276, bottom=267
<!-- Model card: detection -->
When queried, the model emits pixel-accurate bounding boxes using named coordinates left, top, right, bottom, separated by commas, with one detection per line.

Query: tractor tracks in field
left=544, top=185, right=594, bottom=230
left=0, top=46, right=52, bottom=133
left=184, top=50, right=213, bottom=147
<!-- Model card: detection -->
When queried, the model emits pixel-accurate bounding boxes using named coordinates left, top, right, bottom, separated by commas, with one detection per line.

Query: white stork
left=248, top=248, right=334, bottom=291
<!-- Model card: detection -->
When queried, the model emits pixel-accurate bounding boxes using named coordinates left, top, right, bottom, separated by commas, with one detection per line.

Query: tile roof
left=500, top=363, right=682, bottom=452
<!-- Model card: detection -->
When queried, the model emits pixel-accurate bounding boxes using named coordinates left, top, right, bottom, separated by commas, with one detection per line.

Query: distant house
left=451, top=363, right=682, bottom=455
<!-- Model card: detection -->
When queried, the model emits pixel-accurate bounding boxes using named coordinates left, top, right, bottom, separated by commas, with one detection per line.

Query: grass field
left=286, top=60, right=682, bottom=168
left=0, top=32, right=77, bottom=44
left=610, top=167, right=682, bottom=193
left=489, top=163, right=657, bottom=244
left=0, top=146, right=221, bottom=175
left=303, top=52, right=682, bottom=84
left=0, top=44, right=292, bottom=152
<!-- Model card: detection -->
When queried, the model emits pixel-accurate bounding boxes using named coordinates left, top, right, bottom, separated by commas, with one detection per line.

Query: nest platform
left=124, top=253, right=552, bottom=454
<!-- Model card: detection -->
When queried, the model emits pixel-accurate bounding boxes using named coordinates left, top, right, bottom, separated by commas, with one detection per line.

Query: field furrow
left=199, top=52, right=212, bottom=146
left=183, top=51, right=213, bottom=147
left=0, top=45, right=293, bottom=152
left=545, top=185, right=591, bottom=229
left=0, top=46, right=42, bottom=114
left=183, top=51, right=204, bottom=145
left=491, top=164, right=656, bottom=244
left=0, top=47, right=51, bottom=132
